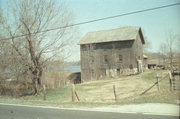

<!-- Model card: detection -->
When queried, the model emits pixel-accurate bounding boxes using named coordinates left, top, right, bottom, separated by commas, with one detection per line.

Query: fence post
left=72, top=84, right=75, bottom=102
left=168, top=71, right=173, bottom=91
left=113, top=85, right=117, bottom=102
left=43, top=84, right=46, bottom=100
left=75, top=90, right=80, bottom=101
left=156, top=74, right=160, bottom=91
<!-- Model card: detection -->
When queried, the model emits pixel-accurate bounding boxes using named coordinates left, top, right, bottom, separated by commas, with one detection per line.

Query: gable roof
left=78, top=26, right=145, bottom=45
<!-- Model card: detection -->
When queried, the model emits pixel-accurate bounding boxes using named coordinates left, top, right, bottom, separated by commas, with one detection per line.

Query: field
left=0, top=70, right=179, bottom=107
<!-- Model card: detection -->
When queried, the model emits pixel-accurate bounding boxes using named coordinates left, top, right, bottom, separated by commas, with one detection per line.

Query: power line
left=1, top=2, right=180, bottom=40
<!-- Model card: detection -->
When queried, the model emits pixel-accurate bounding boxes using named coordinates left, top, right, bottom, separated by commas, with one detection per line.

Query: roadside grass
left=0, top=70, right=179, bottom=107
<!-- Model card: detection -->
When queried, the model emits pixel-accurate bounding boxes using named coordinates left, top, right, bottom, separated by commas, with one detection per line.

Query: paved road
left=0, top=104, right=179, bottom=119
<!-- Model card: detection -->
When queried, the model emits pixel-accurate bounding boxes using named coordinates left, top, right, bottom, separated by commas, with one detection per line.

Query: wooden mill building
left=78, top=26, right=145, bottom=82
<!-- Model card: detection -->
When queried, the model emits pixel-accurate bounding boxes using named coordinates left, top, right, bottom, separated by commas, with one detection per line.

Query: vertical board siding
left=80, top=33, right=144, bottom=81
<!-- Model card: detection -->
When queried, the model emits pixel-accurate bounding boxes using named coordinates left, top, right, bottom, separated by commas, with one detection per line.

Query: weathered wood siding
left=80, top=38, right=144, bottom=82
left=132, top=31, right=144, bottom=72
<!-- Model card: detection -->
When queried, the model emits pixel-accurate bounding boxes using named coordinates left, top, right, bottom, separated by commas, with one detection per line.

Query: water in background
left=51, top=65, right=81, bottom=72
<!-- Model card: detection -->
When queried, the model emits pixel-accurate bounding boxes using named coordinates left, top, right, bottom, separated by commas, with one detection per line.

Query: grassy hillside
left=0, top=70, right=179, bottom=107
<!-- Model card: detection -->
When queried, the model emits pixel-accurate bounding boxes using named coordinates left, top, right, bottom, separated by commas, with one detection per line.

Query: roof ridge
left=87, top=26, right=140, bottom=34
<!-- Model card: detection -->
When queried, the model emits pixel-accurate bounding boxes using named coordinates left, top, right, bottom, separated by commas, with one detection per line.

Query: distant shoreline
left=48, top=65, right=81, bottom=72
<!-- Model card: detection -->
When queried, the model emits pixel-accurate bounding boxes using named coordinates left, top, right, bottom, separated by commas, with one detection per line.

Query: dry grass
left=75, top=70, right=171, bottom=102
left=0, top=70, right=179, bottom=107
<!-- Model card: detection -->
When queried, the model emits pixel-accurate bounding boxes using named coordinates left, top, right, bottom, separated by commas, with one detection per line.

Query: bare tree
left=0, top=9, right=8, bottom=74
left=0, top=10, right=4, bottom=24
left=165, top=31, right=178, bottom=69
left=143, top=36, right=151, bottom=54
left=159, top=43, right=167, bottom=65
left=2, top=0, right=74, bottom=94
left=175, top=36, right=180, bottom=58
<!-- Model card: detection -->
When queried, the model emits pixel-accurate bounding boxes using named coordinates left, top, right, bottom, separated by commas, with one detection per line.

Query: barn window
left=90, top=56, right=94, bottom=63
left=91, top=69, right=94, bottom=74
left=95, top=43, right=112, bottom=49
left=129, top=64, right=133, bottom=69
left=119, top=55, right=123, bottom=62
left=103, top=43, right=112, bottom=49
left=104, top=55, right=108, bottom=63
left=115, top=41, right=133, bottom=49
left=81, top=45, right=87, bottom=50
left=89, top=44, right=95, bottom=50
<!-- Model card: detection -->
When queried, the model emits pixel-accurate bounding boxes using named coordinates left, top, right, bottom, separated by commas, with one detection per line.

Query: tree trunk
left=31, top=67, right=43, bottom=94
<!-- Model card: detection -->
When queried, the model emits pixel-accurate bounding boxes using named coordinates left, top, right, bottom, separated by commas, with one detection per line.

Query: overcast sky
left=1, top=0, right=180, bottom=61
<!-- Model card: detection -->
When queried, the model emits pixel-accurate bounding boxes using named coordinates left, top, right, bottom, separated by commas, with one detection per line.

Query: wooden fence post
left=71, top=84, right=80, bottom=102
left=156, top=74, right=160, bottom=91
left=43, top=84, right=46, bottom=100
left=113, top=85, right=117, bottom=102
left=168, top=71, right=173, bottom=91
left=72, top=84, right=75, bottom=102
left=75, top=90, right=80, bottom=101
